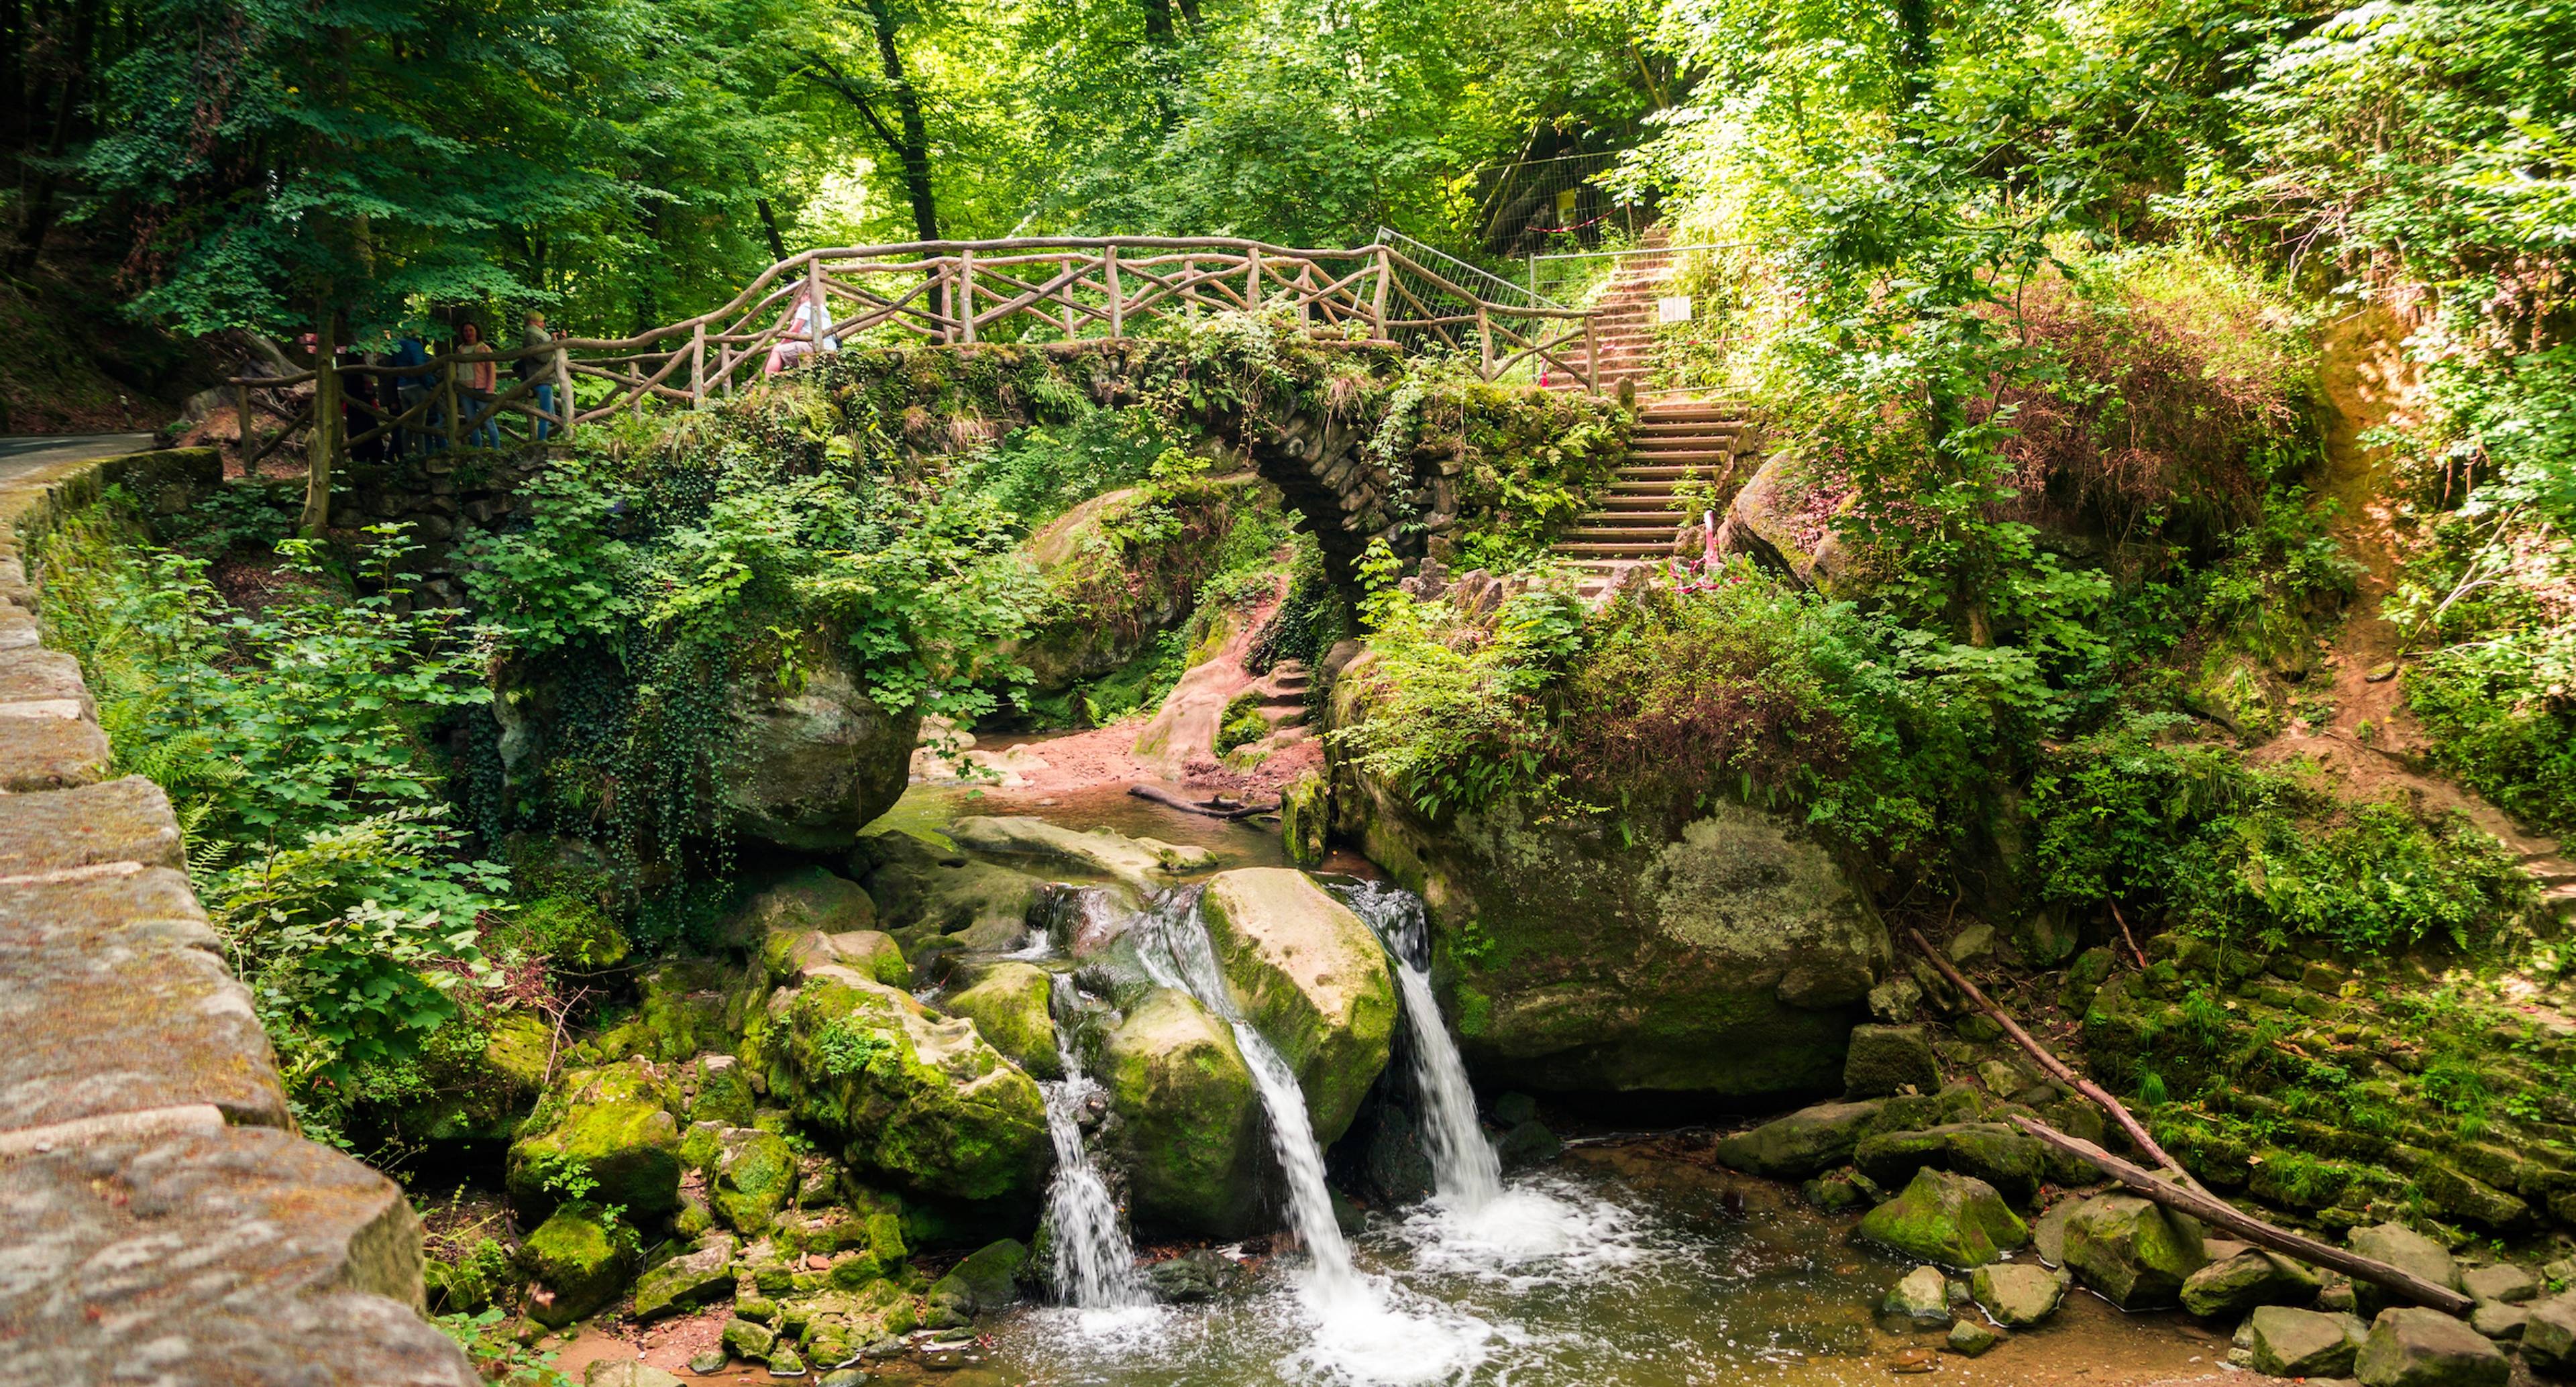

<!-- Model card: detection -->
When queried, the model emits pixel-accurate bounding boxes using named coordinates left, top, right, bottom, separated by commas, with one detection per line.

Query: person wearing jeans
left=520, top=309, right=565, bottom=440
left=455, top=320, right=502, bottom=448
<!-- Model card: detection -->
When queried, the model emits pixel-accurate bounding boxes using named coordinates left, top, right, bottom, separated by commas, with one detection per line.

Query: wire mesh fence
left=1464, top=152, right=1659, bottom=260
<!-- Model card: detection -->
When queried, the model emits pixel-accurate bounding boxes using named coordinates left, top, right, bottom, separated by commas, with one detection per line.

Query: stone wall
left=0, top=449, right=478, bottom=1384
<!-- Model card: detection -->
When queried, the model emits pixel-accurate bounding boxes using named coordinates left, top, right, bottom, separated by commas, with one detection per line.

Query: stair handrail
left=1372, top=227, right=1568, bottom=311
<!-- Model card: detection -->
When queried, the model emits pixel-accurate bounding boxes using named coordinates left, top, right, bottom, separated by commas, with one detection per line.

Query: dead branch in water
left=1128, top=782, right=1276, bottom=820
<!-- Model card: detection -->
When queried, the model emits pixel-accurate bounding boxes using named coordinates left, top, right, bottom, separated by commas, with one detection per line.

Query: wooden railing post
left=441, top=360, right=461, bottom=451
left=1248, top=247, right=1263, bottom=311
left=1106, top=246, right=1124, bottom=338
left=958, top=249, right=977, bottom=344
left=1371, top=246, right=1392, bottom=339
left=1585, top=314, right=1600, bottom=394
left=557, top=347, right=576, bottom=441
left=1477, top=305, right=1494, bottom=379
left=691, top=321, right=706, bottom=409
left=806, top=257, right=827, bottom=355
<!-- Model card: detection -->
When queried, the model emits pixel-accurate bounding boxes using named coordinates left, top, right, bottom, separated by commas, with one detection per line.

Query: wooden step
left=1617, top=462, right=1737, bottom=479
left=1633, top=420, right=1750, bottom=435
left=1552, top=541, right=1679, bottom=557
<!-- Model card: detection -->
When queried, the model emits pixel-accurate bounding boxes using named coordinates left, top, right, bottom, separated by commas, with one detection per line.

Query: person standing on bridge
left=391, top=335, right=434, bottom=454
left=454, top=320, right=502, bottom=449
left=519, top=309, right=566, bottom=441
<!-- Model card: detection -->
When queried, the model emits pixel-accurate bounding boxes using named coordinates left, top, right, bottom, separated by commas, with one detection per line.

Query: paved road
left=0, top=433, right=159, bottom=482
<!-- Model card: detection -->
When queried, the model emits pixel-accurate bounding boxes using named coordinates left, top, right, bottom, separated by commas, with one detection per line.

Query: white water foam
left=1335, top=881, right=1503, bottom=1210
left=1041, top=973, right=1150, bottom=1310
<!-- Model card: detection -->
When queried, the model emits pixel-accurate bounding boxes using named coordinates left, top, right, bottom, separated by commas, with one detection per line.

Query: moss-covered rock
left=390, top=1007, right=555, bottom=1142
left=2180, top=1248, right=2320, bottom=1318
left=727, top=867, right=881, bottom=951
left=719, top=671, right=919, bottom=852
left=519, top=1203, right=637, bottom=1328
left=1279, top=769, right=1330, bottom=867
left=500, top=894, right=631, bottom=970
left=1851, top=1123, right=2048, bottom=1205
left=590, top=960, right=735, bottom=1063
left=850, top=830, right=1046, bottom=951
left=2061, top=1193, right=2206, bottom=1309
left=944, top=962, right=1063, bottom=1079
left=506, top=1058, right=685, bottom=1219
left=634, top=1232, right=738, bottom=1321
left=1197, top=868, right=1395, bottom=1143
left=682, top=1054, right=757, bottom=1128
left=760, top=922, right=910, bottom=991
left=1336, top=777, right=1888, bottom=1097
left=762, top=970, right=1049, bottom=1203
left=1711, top=1099, right=1886, bottom=1178
left=711, top=1127, right=800, bottom=1233
left=1843, top=1024, right=1941, bottom=1098
left=1099, top=986, right=1264, bottom=1235
left=1856, top=1168, right=2030, bottom=1268
left=949, top=815, right=1213, bottom=891
left=929, top=1238, right=1030, bottom=1318
left=771, top=1184, right=907, bottom=1278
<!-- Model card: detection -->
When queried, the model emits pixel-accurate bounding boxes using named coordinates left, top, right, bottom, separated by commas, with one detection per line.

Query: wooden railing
left=230, top=237, right=1605, bottom=462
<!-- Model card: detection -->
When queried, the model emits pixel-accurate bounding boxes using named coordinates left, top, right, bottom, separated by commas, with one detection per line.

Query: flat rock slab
left=0, top=775, right=182, bottom=876
left=0, top=647, right=95, bottom=718
left=0, top=1123, right=475, bottom=1384
left=0, top=711, right=110, bottom=791
left=2356, top=1307, right=2508, bottom=1387
left=0, top=866, right=290, bottom=1133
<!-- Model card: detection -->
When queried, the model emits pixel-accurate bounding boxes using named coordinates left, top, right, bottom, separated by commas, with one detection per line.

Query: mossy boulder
left=1099, top=986, right=1265, bottom=1235
left=727, top=867, right=881, bottom=951
left=929, top=1238, right=1030, bottom=1318
left=391, top=1007, right=555, bottom=1142
left=2061, top=1192, right=2206, bottom=1309
left=592, top=960, right=735, bottom=1062
left=2355, top=1307, right=2510, bottom=1386
left=722, top=669, right=920, bottom=852
left=762, top=970, right=1049, bottom=1203
left=945, top=962, right=1063, bottom=1079
left=2180, top=1248, right=2320, bottom=1317
left=1712, top=1099, right=1886, bottom=1178
left=500, top=894, right=631, bottom=970
left=771, top=1184, right=907, bottom=1276
left=1279, top=769, right=1329, bottom=867
left=1972, top=1262, right=2065, bottom=1327
left=1336, top=777, right=1888, bottom=1097
left=2246, top=1305, right=2368, bottom=1378
left=1197, top=868, right=1396, bottom=1143
left=760, top=922, right=910, bottom=991
left=711, top=1127, right=800, bottom=1233
left=1856, top=1168, right=2031, bottom=1268
left=683, top=1054, right=758, bottom=1128
left=1843, top=1024, right=1940, bottom=1098
left=519, top=1203, right=637, bottom=1328
left=634, top=1232, right=738, bottom=1321
left=506, top=1058, right=685, bottom=1219
left=850, top=830, right=1046, bottom=950
left=949, top=816, right=1213, bottom=892
left=1851, top=1123, right=2048, bottom=1205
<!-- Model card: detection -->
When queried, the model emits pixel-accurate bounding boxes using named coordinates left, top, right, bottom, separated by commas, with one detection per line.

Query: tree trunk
left=755, top=195, right=789, bottom=262
left=301, top=303, right=338, bottom=538
left=863, top=0, right=940, bottom=244
left=1142, top=0, right=1175, bottom=42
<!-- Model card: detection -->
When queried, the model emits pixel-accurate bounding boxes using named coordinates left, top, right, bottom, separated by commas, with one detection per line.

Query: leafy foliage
left=27, top=494, right=504, bottom=1131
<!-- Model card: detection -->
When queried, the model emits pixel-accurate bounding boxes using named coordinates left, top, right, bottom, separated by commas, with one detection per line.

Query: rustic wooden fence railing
left=229, top=237, right=1607, bottom=464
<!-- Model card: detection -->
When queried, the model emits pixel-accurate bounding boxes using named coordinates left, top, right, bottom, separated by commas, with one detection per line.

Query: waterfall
left=1140, top=891, right=1362, bottom=1300
left=1335, top=881, right=1501, bottom=1210
left=1041, top=973, right=1148, bottom=1309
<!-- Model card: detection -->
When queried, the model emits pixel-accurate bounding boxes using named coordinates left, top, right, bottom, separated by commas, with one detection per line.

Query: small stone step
left=1552, top=541, right=1678, bottom=557
left=1580, top=510, right=1688, bottom=524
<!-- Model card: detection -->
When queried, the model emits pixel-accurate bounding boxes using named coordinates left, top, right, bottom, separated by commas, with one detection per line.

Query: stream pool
left=981, top=1140, right=2230, bottom=1387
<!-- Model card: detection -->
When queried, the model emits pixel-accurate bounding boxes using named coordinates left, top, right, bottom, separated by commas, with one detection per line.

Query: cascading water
left=1040, top=973, right=1149, bottom=1309
left=1140, top=890, right=1362, bottom=1298
left=1335, top=881, right=1501, bottom=1210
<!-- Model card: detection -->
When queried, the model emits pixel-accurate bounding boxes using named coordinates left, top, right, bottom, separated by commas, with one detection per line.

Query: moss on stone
left=519, top=1203, right=637, bottom=1327
left=1099, top=986, right=1265, bottom=1236
left=1856, top=1168, right=2031, bottom=1268
left=1197, top=867, right=1395, bottom=1144
left=944, top=962, right=1062, bottom=1080
left=506, top=1058, right=685, bottom=1219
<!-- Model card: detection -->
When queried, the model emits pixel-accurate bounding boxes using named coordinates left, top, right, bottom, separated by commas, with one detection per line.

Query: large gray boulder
left=722, top=670, right=918, bottom=850
left=2355, top=1307, right=2510, bottom=1386
left=2348, top=1223, right=2463, bottom=1317
left=2245, top=1305, right=2368, bottom=1378
left=2180, top=1247, right=2320, bottom=1317
left=1972, top=1263, right=2065, bottom=1327
left=1856, top=1168, right=2029, bottom=1267
left=1336, top=781, right=1890, bottom=1097
left=2521, top=1292, right=2576, bottom=1374
left=2060, top=1193, right=2206, bottom=1309
left=1713, top=1101, right=1888, bottom=1178
left=1851, top=1123, right=2047, bottom=1204
left=1197, top=868, right=1396, bottom=1144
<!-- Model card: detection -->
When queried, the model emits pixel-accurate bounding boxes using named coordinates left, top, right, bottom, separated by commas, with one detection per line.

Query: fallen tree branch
left=2107, top=899, right=2149, bottom=970
left=1128, top=782, right=1275, bottom=820
left=2010, top=1114, right=2475, bottom=1317
left=1904, top=927, right=2196, bottom=1188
